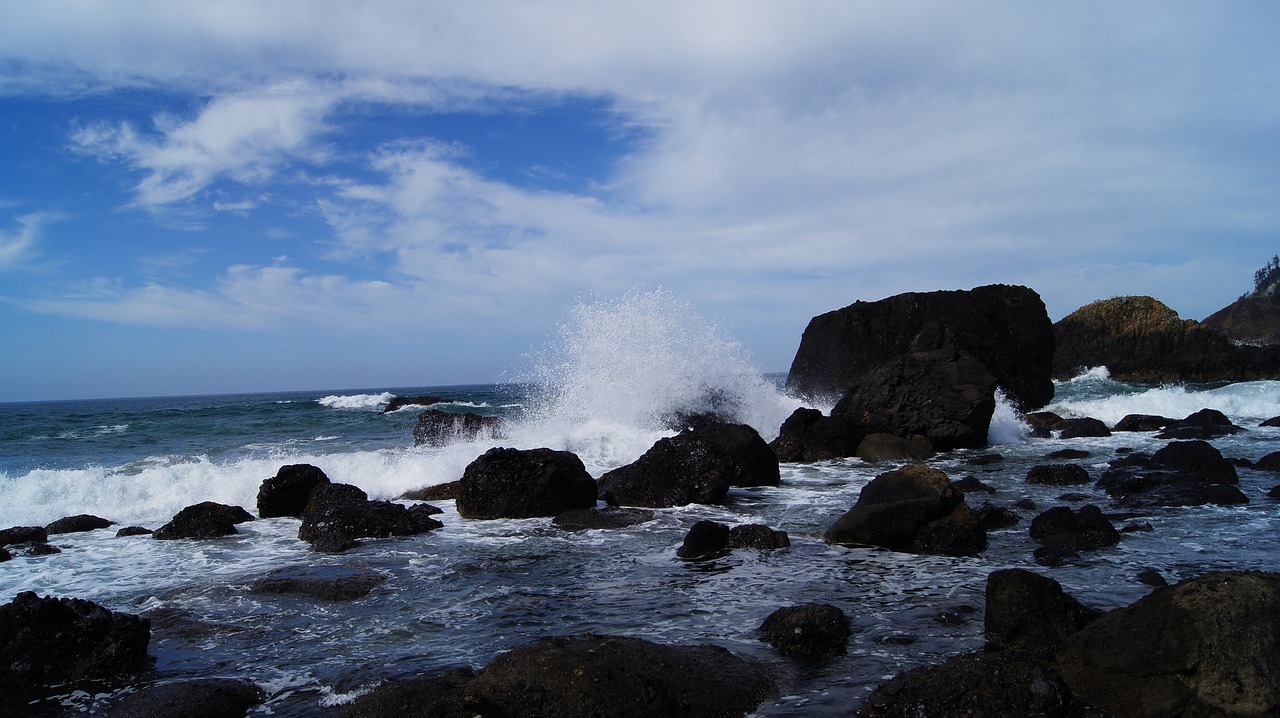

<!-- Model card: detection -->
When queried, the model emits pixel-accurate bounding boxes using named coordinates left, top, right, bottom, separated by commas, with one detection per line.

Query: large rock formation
left=457, top=447, right=597, bottom=519
left=786, top=284, right=1055, bottom=411
left=1053, top=296, right=1280, bottom=382
left=824, top=464, right=986, bottom=556
left=1202, top=294, right=1280, bottom=346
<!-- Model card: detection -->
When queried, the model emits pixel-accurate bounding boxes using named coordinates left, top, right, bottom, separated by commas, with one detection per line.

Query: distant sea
left=3, top=295, right=1280, bottom=716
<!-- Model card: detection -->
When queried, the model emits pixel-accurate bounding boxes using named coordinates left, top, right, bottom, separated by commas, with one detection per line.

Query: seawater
left=3, top=295, right=1280, bottom=716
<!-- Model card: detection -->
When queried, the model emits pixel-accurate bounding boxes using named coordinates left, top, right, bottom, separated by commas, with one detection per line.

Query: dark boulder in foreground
left=1055, top=571, right=1280, bottom=717
left=457, top=447, right=597, bottom=519
left=0, top=591, right=151, bottom=697
left=257, top=463, right=331, bottom=518
left=153, top=502, right=254, bottom=540
left=824, top=464, right=986, bottom=556
left=786, top=284, right=1055, bottom=412
left=984, top=569, right=1103, bottom=660
left=551, top=507, right=655, bottom=531
left=109, top=678, right=267, bottom=718
left=343, top=667, right=475, bottom=718
left=1098, top=440, right=1247, bottom=507
left=45, top=514, right=113, bottom=534
left=759, top=603, right=851, bottom=660
left=299, top=485, right=443, bottom=552
left=855, top=650, right=1096, bottom=718
left=413, top=409, right=503, bottom=447
left=462, top=634, right=775, bottom=718
left=249, top=565, right=388, bottom=601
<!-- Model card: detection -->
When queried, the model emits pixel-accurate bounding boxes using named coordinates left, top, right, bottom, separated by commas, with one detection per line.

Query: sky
left=2, top=2, right=1279, bottom=402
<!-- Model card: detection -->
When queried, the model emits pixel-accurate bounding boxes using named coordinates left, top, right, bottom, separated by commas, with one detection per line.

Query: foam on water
left=317, top=392, right=395, bottom=410
left=1049, top=367, right=1280, bottom=425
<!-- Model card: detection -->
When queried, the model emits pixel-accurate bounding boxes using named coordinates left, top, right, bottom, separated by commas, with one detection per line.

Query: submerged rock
left=382, top=394, right=448, bottom=413
left=249, top=565, right=388, bottom=601
left=1026, top=463, right=1091, bottom=486
left=457, top=447, right=597, bottom=519
left=551, top=507, right=655, bottom=531
left=676, top=520, right=731, bottom=559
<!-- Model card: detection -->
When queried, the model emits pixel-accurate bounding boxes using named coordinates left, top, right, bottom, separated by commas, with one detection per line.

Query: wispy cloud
left=0, top=213, right=50, bottom=271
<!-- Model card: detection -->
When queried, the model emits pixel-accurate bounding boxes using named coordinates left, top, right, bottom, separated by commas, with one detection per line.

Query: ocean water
left=3, top=295, right=1280, bottom=716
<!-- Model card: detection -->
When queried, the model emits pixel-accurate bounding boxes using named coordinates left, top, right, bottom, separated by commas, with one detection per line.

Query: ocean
left=3, top=300, right=1280, bottom=716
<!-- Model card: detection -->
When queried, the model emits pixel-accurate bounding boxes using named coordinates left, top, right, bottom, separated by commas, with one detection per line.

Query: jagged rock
left=984, top=569, right=1103, bottom=660
left=413, top=410, right=502, bottom=447
left=382, top=394, right=448, bottom=413
left=759, top=603, right=851, bottom=659
left=1055, top=571, right=1280, bottom=718
left=676, top=520, right=730, bottom=559
left=457, top=447, right=597, bottom=519
left=786, top=284, right=1055, bottom=412
left=45, top=514, right=113, bottom=534
left=250, top=565, right=388, bottom=601
left=298, top=489, right=443, bottom=553
left=462, top=634, right=775, bottom=718
left=109, top=678, right=267, bottom=718
left=1029, top=505, right=1120, bottom=552
left=343, top=667, right=475, bottom=718
left=257, top=463, right=331, bottom=518
left=1026, top=463, right=1091, bottom=486
left=0, top=592, right=150, bottom=696
left=824, top=464, right=986, bottom=556
left=1098, top=440, right=1248, bottom=507
left=1114, top=414, right=1176, bottom=432
left=1057, top=418, right=1111, bottom=439
left=153, top=502, right=254, bottom=540
left=551, top=508, right=655, bottom=531
left=0, top=525, right=48, bottom=545
left=727, top=523, right=790, bottom=550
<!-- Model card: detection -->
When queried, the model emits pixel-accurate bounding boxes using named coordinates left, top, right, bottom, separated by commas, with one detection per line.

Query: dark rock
left=769, top=407, right=827, bottom=462
left=1057, top=492, right=1093, bottom=502
left=769, top=410, right=865, bottom=462
left=1269, top=485, right=1280, bottom=499
left=689, top=422, right=780, bottom=487
left=257, top=463, right=331, bottom=518
left=1157, top=408, right=1244, bottom=440
left=1136, top=568, right=1168, bottom=587
left=676, top=520, right=730, bottom=559
left=383, top=394, right=448, bottom=413
left=413, top=410, right=502, bottom=447
left=457, top=447, right=597, bottom=519
left=299, top=493, right=443, bottom=553
left=1113, top=414, right=1175, bottom=432
left=0, top=547, right=9, bottom=562
left=115, top=526, right=153, bottom=537
left=786, top=284, right=1055, bottom=412
left=1263, top=416, right=1280, bottom=428
left=1201, top=293, right=1280, bottom=345
left=599, top=433, right=738, bottom=508
left=1058, top=417, right=1111, bottom=439
left=551, top=508, right=655, bottom=531
left=1098, top=440, right=1248, bottom=507
left=45, top=514, right=113, bottom=534
left=759, top=603, right=851, bottom=659
left=1121, top=522, right=1154, bottom=533
left=831, top=349, right=998, bottom=451
left=984, top=569, right=1102, bottom=660
left=109, top=678, right=266, bottom=718
left=399, top=481, right=461, bottom=501
left=26, top=542, right=61, bottom=556
left=856, top=433, right=935, bottom=462
left=1027, top=463, right=1091, bottom=486
left=1047, top=448, right=1092, bottom=460
left=310, top=482, right=369, bottom=506
left=1055, top=571, right=1280, bottom=717
left=1014, top=498, right=1039, bottom=510
left=1029, top=505, right=1121, bottom=552
left=0, top=591, right=150, bottom=696
left=0, top=525, right=48, bottom=546
left=1025, top=411, right=1065, bottom=438
left=343, top=667, right=475, bottom=718
left=462, top=634, right=775, bottom=718
left=855, top=650, right=1097, bottom=718
left=824, top=464, right=986, bottom=556
left=153, top=502, right=254, bottom=540
left=1054, top=295, right=1280, bottom=383
left=953, top=476, right=996, bottom=494
left=727, top=523, right=790, bottom=550
left=973, top=502, right=1020, bottom=530
left=250, top=565, right=387, bottom=601
left=1035, top=546, right=1081, bottom=568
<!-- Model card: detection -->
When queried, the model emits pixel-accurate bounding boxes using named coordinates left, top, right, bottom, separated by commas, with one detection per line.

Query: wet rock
left=953, top=476, right=996, bottom=494
left=299, top=490, right=444, bottom=553
left=0, top=525, right=48, bottom=546
left=1029, top=505, right=1120, bottom=552
left=0, top=591, right=150, bottom=697
left=413, top=410, right=502, bottom=447
left=458, top=447, right=597, bottom=519
left=1027, top=463, right=1091, bottom=486
left=1026, top=411, right=1065, bottom=438
left=1098, top=440, right=1248, bottom=507
left=462, top=633, right=775, bottom=718
left=1035, top=546, right=1081, bottom=568
left=382, top=394, right=448, bottom=413
left=599, top=432, right=739, bottom=507
left=1058, top=417, right=1111, bottom=439
left=1269, top=485, right=1280, bottom=499
left=249, top=565, right=388, bottom=601
left=1055, top=571, right=1280, bottom=718
left=109, top=678, right=267, bottom=718
left=824, top=464, right=986, bottom=556
left=1113, top=413, right=1176, bottom=432
left=965, top=453, right=1005, bottom=465
left=399, top=480, right=461, bottom=501
left=257, top=463, right=331, bottom=518
left=551, top=508, right=655, bottom=531
left=45, top=514, right=114, bottom=534
left=1263, top=415, right=1280, bottom=428
left=973, top=502, right=1020, bottom=530
left=856, top=433, right=935, bottom=462
left=1047, top=448, right=1092, bottom=460
left=1256, top=451, right=1280, bottom=471
left=759, top=603, right=851, bottom=659
left=115, top=526, right=153, bottom=537
left=855, top=650, right=1097, bottom=718
left=0, top=547, right=9, bottom=562
left=727, top=523, right=790, bottom=550
left=689, top=421, right=780, bottom=487
left=343, top=667, right=475, bottom=718
left=153, top=502, right=254, bottom=540
left=1136, top=568, right=1168, bottom=587
left=25, top=542, right=61, bottom=556
left=1157, top=408, right=1244, bottom=440
left=676, top=520, right=730, bottom=559
left=311, top=482, right=370, bottom=506
left=984, top=568, right=1103, bottom=660
left=1121, top=521, right=1153, bottom=533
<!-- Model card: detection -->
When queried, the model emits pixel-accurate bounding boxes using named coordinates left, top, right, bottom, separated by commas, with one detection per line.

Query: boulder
left=984, top=569, right=1103, bottom=660
left=1026, top=464, right=1091, bottom=486
left=249, top=565, right=388, bottom=601
left=856, top=433, right=935, bottom=462
left=1055, top=571, right=1280, bottom=717
left=462, top=634, right=775, bottom=718
left=298, top=489, right=443, bottom=553
left=0, top=525, right=48, bottom=545
left=1029, top=506, right=1120, bottom=552
left=727, top=523, right=790, bottom=550
left=153, top=502, right=254, bottom=540
left=973, top=502, right=1020, bottom=530
left=855, top=650, right=1096, bottom=718
left=551, top=507, right=655, bottom=531
left=1113, top=414, right=1176, bottom=432
left=824, top=464, right=986, bottom=556
left=1025, top=411, right=1064, bottom=438
left=786, top=284, right=1055, bottom=412
left=768, top=408, right=863, bottom=462
left=457, top=447, right=597, bottom=519
left=382, top=394, right=448, bottom=413
left=0, top=592, right=150, bottom=696
left=1057, top=417, right=1111, bottom=439
left=1256, top=451, right=1280, bottom=472
left=109, top=678, right=267, bottom=718
left=257, top=463, right=331, bottom=518
left=45, top=514, right=113, bottom=534
left=413, top=410, right=502, bottom=447
left=759, top=603, right=851, bottom=659
left=1053, top=295, right=1280, bottom=382
left=676, top=520, right=730, bottom=559
left=115, top=526, right=153, bottom=537
left=1098, top=440, right=1248, bottom=507
left=343, top=667, right=475, bottom=718
left=599, top=432, right=738, bottom=508
left=1156, top=408, right=1244, bottom=440
left=952, top=476, right=996, bottom=494
left=830, top=349, right=998, bottom=451
left=689, top=422, right=780, bottom=487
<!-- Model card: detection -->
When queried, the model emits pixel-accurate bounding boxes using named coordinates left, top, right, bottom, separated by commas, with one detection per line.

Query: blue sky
left=2, top=2, right=1279, bottom=401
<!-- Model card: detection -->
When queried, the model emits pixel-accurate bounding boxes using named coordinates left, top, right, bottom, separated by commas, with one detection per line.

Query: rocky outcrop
left=759, top=603, right=851, bottom=660
left=457, top=447, right=597, bottom=519
left=249, top=565, right=388, bottom=601
left=1055, top=571, right=1280, bottom=717
left=824, top=464, right=986, bottom=556
left=1053, top=295, right=1280, bottom=382
left=109, top=678, right=267, bottom=718
left=786, top=284, right=1055, bottom=411
left=153, top=502, right=254, bottom=540
left=0, top=592, right=151, bottom=697
left=257, top=463, right=331, bottom=518
left=984, top=569, right=1103, bottom=660
left=45, top=514, right=113, bottom=534
left=298, top=484, right=443, bottom=552
left=461, top=634, right=775, bottom=718
left=1202, top=294, right=1280, bottom=346
left=413, top=410, right=502, bottom=447
left=1098, top=440, right=1248, bottom=507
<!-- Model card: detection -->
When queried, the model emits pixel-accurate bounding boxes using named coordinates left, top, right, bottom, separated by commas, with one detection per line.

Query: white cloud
left=0, top=214, right=49, bottom=271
